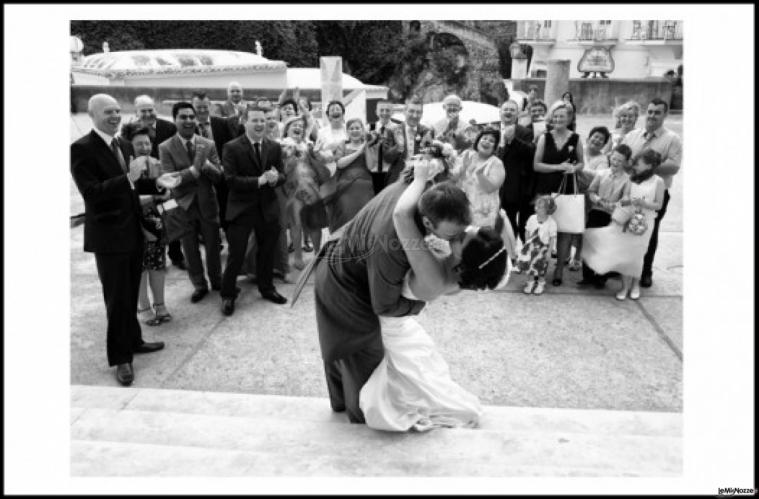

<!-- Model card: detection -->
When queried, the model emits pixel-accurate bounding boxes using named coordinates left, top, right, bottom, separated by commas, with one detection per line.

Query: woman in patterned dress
left=455, top=128, right=506, bottom=228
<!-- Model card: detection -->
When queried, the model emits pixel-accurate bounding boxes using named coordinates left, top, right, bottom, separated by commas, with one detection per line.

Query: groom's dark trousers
left=313, top=181, right=426, bottom=423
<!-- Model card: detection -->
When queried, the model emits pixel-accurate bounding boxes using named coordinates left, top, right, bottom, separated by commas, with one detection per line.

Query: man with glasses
left=158, top=102, right=224, bottom=303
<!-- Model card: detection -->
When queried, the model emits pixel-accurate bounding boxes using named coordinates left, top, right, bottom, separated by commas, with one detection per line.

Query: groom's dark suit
left=314, top=180, right=426, bottom=423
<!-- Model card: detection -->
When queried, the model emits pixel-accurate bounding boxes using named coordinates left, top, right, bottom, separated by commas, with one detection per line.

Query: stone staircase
left=71, top=385, right=682, bottom=477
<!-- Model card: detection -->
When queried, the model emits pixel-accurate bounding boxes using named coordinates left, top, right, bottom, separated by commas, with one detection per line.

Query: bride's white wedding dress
left=359, top=274, right=484, bottom=432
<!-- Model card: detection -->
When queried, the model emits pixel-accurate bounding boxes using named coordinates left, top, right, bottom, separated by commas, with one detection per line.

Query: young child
left=516, top=195, right=558, bottom=295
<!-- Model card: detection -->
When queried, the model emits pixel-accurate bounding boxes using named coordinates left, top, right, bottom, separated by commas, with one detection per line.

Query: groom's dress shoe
left=116, top=363, right=134, bottom=386
left=191, top=287, right=209, bottom=303
left=261, top=290, right=287, bottom=305
left=134, top=341, right=165, bottom=354
left=222, top=298, right=235, bottom=316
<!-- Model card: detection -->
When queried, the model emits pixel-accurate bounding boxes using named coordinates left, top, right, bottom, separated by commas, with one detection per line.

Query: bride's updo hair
left=458, top=227, right=508, bottom=290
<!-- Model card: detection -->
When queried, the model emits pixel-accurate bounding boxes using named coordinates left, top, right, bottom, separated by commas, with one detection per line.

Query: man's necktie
left=186, top=140, right=195, bottom=163
left=254, top=141, right=262, bottom=165
left=378, top=125, right=385, bottom=173
left=199, top=123, right=209, bottom=139
left=111, top=138, right=127, bottom=173
left=407, top=127, right=416, bottom=159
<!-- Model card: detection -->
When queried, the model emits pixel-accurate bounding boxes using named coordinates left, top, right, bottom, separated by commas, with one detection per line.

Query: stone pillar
left=320, top=56, right=343, bottom=126
left=511, top=58, right=529, bottom=80
left=545, top=59, right=570, bottom=107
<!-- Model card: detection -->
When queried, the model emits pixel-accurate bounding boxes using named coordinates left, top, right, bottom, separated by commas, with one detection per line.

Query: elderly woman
left=584, top=126, right=612, bottom=176
left=607, top=101, right=641, bottom=155
left=455, top=128, right=506, bottom=227
left=280, top=115, right=330, bottom=269
left=324, top=117, right=375, bottom=232
left=533, top=100, right=585, bottom=286
left=120, top=122, right=173, bottom=326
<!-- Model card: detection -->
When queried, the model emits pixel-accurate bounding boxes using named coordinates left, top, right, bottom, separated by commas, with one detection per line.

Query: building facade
left=516, top=20, right=683, bottom=79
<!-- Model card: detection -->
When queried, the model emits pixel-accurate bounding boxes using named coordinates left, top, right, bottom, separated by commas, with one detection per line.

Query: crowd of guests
left=71, top=81, right=681, bottom=386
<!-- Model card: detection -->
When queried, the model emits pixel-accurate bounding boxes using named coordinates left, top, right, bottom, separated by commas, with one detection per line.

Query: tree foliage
left=69, top=20, right=495, bottom=101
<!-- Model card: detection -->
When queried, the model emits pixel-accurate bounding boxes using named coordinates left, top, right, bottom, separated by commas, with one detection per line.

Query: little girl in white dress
left=359, top=159, right=511, bottom=432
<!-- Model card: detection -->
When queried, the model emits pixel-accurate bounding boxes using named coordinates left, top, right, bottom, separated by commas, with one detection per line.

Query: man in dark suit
left=159, top=102, right=224, bottom=303
left=71, top=94, right=164, bottom=386
left=367, top=100, right=402, bottom=194
left=386, top=97, right=435, bottom=185
left=133, top=94, right=187, bottom=270
left=220, top=105, right=288, bottom=315
left=496, top=99, right=536, bottom=243
left=192, top=92, right=239, bottom=235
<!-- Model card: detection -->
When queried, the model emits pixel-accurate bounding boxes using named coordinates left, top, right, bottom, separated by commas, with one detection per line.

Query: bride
left=359, top=158, right=511, bottom=432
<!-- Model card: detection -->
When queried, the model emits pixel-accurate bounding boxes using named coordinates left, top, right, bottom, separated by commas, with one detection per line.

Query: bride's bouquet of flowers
left=403, top=140, right=457, bottom=183
left=280, top=137, right=309, bottom=160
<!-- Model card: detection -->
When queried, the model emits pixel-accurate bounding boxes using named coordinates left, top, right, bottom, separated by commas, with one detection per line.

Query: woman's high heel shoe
left=145, top=303, right=172, bottom=326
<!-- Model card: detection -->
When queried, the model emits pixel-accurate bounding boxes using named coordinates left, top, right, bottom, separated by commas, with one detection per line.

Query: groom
left=313, top=169, right=472, bottom=423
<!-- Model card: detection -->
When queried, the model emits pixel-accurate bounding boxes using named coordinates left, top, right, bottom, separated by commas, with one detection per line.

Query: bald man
left=215, top=81, right=246, bottom=118
left=71, top=94, right=164, bottom=387
left=132, top=95, right=187, bottom=270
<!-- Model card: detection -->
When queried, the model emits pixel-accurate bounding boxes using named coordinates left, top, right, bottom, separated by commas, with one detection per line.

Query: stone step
left=71, top=385, right=682, bottom=476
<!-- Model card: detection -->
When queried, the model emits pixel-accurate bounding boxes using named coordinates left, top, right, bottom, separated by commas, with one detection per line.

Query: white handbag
left=552, top=173, right=585, bottom=234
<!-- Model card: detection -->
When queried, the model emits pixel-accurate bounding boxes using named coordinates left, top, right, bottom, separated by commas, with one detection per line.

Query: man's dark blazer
left=151, top=118, right=177, bottom=159
left=71, top=130, right=144, bottom=253
left=497, top=124, right=536, bottom=205
left=386, top=122, right=435, bottom=185
left=222, top=135, right=286, bottom=224
left=197, top=116, right=239, bottom=159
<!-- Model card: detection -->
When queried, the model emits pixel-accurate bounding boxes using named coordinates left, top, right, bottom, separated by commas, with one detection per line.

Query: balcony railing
left=516, top=21, right=556, bottom=41
left=570, top=21, right=618, bottom=42
left=628, top=20, right=683, bottom=41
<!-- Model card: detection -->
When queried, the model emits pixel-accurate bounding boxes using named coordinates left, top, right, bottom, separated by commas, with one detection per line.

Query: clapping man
left=215, top=81, right=246, bottom=119
left=71, top=94, right=164, bottom=386
left=387, top=97, right=435, bottom=185
left=220, top=105, right=288, bottom=315
left=159, top=102, right=224, bottom=303
left=367, top=100, right=402, bottom=194
left=432, top=94, right=470, bottom=151
left=192, top=92, right=238, bottom=236
left=496, top=99, right=535, bottom=243
left=133, top=94, right=187, bottom=270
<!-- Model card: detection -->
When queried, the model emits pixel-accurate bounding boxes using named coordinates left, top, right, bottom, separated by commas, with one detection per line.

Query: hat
left=442, top=94, right=462, bottom=106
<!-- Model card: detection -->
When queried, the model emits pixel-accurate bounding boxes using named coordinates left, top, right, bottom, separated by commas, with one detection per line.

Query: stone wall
left=512, top=78, right=674, bottom=114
